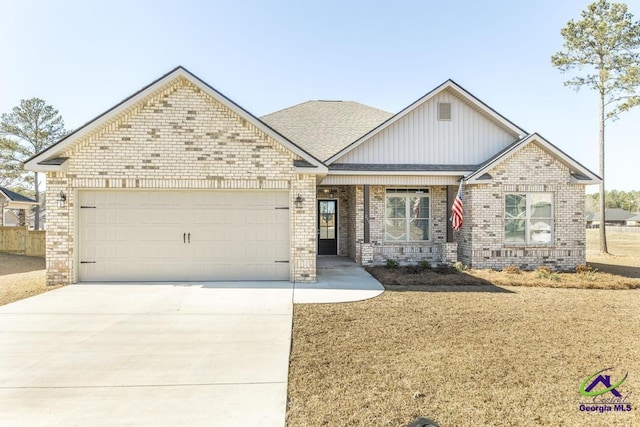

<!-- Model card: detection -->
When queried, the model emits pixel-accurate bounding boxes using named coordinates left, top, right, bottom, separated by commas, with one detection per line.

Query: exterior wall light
left=58, top=191, right=67, bottom=208
left=295, top=194, right=303, bottom=209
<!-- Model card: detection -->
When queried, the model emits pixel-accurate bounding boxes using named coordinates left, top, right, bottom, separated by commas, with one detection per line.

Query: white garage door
left=78, top=191, right=290, bottom=281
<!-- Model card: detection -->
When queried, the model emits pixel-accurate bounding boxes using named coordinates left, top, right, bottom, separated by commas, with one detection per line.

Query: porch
left=316, top=185, right=459, bottom=267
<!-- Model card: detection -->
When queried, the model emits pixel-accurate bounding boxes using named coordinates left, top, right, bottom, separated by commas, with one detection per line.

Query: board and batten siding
left=335, top=89, right=519, bottom=165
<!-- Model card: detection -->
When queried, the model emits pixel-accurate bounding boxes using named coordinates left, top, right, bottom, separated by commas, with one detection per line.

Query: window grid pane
left=385, top=218, right=406, bottom=241
left=504, top=193, right=553, bottom=244
left=385, top=194, right=429, bottom=242
left=409, top=218, right=429, bottom=241
left=505, top=219, right=526, bottom=243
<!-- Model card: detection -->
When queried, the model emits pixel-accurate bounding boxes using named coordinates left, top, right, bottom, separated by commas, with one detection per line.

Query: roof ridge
left=260, top=99, right=392, bottom=119
left=260, top=100, right=317, bottom=119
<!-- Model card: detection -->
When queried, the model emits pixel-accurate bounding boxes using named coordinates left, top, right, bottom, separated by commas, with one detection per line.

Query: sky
left=1, top=0, right=639, bottom=192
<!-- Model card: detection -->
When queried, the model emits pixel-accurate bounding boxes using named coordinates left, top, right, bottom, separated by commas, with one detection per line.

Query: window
left=385, top=189, right=430, bottom=241
left=437, top=102, right=451, bottom=120
left=504, top=193, right=553, bottom=244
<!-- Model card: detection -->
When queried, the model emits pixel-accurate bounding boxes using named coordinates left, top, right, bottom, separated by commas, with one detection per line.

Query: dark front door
left=318, top=200, right=338, bottom=255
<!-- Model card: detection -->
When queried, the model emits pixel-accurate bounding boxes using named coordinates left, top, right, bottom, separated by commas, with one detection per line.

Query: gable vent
left=438, top=102, right=451, bottom=121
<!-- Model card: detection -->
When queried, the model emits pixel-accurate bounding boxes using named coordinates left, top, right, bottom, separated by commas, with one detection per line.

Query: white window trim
left=504, top=192, right=554, bottom=246
left=384, top=189, right=431, bottom=242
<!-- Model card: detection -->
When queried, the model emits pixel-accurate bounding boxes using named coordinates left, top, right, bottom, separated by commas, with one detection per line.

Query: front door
left=318, top=200, right=337, bottom=255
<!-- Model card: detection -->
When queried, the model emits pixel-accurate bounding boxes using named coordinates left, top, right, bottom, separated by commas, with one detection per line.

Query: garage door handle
left=183, top=233, right=186, bottom=243
left=188, top=233, right=191, bottom=243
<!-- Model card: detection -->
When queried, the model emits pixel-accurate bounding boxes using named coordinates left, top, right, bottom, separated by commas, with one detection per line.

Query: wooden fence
left=604, top=226, right=640, bottom=233
left=0, top=227, right=46, bottom=257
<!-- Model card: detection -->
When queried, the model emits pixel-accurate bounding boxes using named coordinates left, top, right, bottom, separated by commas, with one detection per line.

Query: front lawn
left=0, top=253, right=62, bottom=306
left=287, top=286, right=640, bottom=426
left=287, top=230, right=640, bottom=426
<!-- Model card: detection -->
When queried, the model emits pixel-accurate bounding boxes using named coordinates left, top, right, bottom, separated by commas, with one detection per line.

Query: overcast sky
left=2, top=0, right=639, bottom=191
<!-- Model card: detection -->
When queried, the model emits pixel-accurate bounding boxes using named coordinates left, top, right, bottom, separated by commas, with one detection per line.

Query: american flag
left=451, top=181, right=463, bottom=231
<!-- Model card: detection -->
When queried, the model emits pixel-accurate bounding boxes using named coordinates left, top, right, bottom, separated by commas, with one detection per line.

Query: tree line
left=586, top=190, right=640, bottom=213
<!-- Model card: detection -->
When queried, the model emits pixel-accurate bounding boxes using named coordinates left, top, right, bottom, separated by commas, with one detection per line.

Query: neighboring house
left=627, top=214, right=640, bottom=226
left=2, top=209, right=20, bottom=227
left=25, top=67, right=600, bottom=286
left=0, top=187, right=38, bottom=227
left=586, top=208, right=635, bottom=227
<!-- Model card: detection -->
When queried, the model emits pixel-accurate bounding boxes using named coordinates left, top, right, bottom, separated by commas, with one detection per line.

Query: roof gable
left=25, top=67, right=326, bottom=173
left=261, top=101, right=392, bottom=161
left=326, top=80, right=527, bottom=165
left=0, top=187, right=37, bottom=204
left=465, top=133, right=601, bottom=185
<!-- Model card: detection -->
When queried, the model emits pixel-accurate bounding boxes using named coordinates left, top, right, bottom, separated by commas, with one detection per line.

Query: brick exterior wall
left=355, top=185, right=452, bottom=266
left=45, top=76, right=316, bottom=285
left=458, top=142, right=586, bottom=271
left=346, top=185, right=364, bottom=262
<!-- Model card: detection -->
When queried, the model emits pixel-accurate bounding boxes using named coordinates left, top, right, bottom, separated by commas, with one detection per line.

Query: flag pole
left=450, top=179, right=464, bottom=231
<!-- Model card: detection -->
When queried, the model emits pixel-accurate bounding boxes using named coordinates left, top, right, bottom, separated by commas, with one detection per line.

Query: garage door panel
left=79, top=191, right=290, bottom=281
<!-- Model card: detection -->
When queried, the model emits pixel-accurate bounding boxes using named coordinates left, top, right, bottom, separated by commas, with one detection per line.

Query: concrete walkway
left=0, top=258, right=383, bottom=426
left=294, top=256, right=385, bottom=304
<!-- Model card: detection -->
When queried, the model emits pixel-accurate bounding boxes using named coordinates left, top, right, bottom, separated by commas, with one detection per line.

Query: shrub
left=536, top=266, right=560, bottom=281
left=575, top=264, right=591, bottom=274
left=418, top=260, right=431, bottom=270
left=452, top=261, right=468, bottom=272
left=537, top=266, right=553, bottom=275
left=576, top=264, right=598, bottom=281
left=385, top=258, right=400, bottom=269
left=503, top=265, right=521, bottom=275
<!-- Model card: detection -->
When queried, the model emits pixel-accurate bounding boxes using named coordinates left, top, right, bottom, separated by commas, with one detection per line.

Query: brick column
left=46, top=175, right=73, bottom=285
left=291, top=174, right=316, bottom=282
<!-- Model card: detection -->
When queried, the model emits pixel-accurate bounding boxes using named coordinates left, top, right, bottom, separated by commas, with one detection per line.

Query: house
left=0, top=187, right=38, bottom=227
left=627, top=214, right=640, bottom=226
left=2, top=209, right=20, bottom=227
left=25, top=66, right=600, bottom=286
left=586, top=208, right=635, bottom=227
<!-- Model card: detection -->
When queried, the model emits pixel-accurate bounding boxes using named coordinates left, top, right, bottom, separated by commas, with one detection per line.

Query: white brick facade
left=458, top=143, right=586, bottom=271
left=45, top=77, right=317, bottom=285
left=30, top=69, right=596, bottom=284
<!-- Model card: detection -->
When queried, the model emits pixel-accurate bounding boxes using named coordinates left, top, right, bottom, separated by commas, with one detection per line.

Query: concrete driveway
left=0, top=282, right=293, bottom=427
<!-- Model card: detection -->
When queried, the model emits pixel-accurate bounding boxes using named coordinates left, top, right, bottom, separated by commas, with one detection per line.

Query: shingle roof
left=585, top=208, right=636, bottom=222
left=0, top=187, right=37, bottom=203
left=627, top=214, right=640, bottom=222
left=261, top=101, right=393, bottom=162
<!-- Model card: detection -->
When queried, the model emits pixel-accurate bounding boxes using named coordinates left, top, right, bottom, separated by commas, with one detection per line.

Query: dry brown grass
left=287, top=231, right=640, bottom=426
left=0, top=253, right=62, bottom=306
left=587, top=229, right=640, bottom=278
left=288, top=287, right=640, bottom=426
